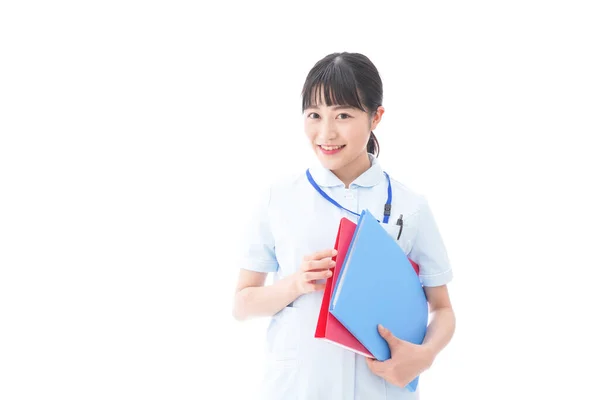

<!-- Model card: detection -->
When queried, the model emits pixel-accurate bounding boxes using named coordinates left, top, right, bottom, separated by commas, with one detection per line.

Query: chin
left=316, top=155, right=347, bottom=171
left=316, top=146, right=357, bottom=167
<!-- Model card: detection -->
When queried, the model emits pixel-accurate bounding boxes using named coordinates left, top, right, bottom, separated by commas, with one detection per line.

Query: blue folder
left=329, top=209, right=429, bottom=392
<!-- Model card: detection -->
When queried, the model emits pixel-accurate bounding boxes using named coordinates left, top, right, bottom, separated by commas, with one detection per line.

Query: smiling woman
left=233, top=52, right=455, bottom=400
left=301, top=53, right=384, bottom=187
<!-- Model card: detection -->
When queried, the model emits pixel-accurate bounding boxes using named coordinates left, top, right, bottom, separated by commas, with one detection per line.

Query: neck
left=332, top=152, right=371, bottom=188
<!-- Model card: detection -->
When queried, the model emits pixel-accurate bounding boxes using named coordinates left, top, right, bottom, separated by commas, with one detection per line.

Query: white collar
left=308, top=153, right=385, bottom=188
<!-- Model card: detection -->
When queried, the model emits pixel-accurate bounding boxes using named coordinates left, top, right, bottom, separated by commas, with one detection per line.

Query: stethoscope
left=305, top=169, right=404, bottom=239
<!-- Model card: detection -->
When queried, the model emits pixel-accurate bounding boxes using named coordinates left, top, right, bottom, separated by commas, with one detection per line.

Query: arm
left=421, top=284, right=456, bottom=361
left=232, top=249, right=337, bottom=321
left=410, top=196, right=455, bottom=360
left=232, top=183, right=298, bottom=321
left=232, top=269, right=300, bottom=321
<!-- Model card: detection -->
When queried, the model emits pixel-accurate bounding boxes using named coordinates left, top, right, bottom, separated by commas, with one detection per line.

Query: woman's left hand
left=365, top=324, right=435, bottom=388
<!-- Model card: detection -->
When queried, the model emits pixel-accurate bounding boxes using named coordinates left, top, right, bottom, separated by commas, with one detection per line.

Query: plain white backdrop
left=1, top=1, right=599, bottom=399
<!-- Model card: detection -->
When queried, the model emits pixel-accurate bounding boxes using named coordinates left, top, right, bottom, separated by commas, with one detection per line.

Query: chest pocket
left=379, top=211, right=418, bottom=256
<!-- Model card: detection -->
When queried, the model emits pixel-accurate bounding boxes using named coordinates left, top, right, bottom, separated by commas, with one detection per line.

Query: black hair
left=301, top=52, right=383, bottom=157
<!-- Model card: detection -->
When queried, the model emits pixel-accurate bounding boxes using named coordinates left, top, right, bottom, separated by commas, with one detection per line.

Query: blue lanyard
left=305, top=169, right=393, bottom=223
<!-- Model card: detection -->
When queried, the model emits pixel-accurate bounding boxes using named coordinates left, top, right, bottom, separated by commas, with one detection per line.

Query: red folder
left=314, top=217, right=420, bottom=357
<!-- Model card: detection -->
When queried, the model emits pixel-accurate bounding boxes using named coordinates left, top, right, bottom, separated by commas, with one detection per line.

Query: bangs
left=301, top=60, right=367, bottom=112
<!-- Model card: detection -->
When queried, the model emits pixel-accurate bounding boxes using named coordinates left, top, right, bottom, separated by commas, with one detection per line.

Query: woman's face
left=304, top=94, right=384, bottom=172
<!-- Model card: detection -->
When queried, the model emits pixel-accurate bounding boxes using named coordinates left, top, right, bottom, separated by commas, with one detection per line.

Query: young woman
left=233, top=52, right=456, bottom=399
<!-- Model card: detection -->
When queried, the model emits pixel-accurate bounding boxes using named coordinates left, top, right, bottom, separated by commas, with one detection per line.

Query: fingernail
left=332, top=249, right=338, bottom=255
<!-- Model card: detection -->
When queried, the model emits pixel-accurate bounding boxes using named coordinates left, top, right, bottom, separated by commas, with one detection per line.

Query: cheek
left=343, top=125, right=370, bottom=147
left=304, top=122, right=317, bottom=142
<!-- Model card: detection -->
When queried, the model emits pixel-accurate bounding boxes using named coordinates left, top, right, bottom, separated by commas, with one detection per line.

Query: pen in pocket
left=396, top=214, right=403, bottom=240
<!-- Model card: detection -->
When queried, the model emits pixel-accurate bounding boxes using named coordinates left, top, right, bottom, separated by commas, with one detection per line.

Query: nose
left=316, top=118, right=337, bottom=142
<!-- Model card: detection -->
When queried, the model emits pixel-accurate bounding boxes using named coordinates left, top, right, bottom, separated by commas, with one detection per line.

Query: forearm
left=422, top=306, right=456, bottom=359
left=233, top=275, right=300, bottom=320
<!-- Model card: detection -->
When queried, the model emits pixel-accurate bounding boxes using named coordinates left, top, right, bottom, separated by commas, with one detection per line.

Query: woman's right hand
left=292, top=249, right=338, bottom=295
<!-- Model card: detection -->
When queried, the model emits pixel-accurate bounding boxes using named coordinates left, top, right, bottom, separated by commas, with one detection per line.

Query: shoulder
left=270, top=170, right=307, bottom=192
left=260, top=170, right=310, bottom=208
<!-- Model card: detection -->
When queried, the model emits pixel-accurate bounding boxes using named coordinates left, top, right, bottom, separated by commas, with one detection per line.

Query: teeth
left=321, top=145, right=343, bottom=150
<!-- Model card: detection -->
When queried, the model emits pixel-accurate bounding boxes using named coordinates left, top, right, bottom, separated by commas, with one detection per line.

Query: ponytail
left=367, top=131, right=380, bottom=157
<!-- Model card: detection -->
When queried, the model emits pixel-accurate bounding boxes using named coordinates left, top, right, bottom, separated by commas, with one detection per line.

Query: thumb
left=378, top=324, right=396, bottom=343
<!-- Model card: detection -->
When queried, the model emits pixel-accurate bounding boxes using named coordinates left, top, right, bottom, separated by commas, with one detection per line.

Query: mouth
left=318, top=144, right=346, bottom=155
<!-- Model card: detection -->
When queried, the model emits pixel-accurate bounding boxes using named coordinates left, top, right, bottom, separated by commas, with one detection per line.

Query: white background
left=1, top=1, right=599, bottom=399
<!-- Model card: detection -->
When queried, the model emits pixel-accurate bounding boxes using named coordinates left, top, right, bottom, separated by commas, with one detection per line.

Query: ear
left=370, top=106, right=385, bottom=130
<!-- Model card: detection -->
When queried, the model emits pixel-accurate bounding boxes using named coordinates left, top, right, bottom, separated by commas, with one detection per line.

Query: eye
left=307, top=112, right=320, bottom=119
left=337, top=113, right=351, bottom=119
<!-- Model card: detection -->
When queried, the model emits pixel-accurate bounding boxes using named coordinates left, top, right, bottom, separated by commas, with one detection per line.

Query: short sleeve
left=408, top=196, right=453, bottom=287
left=238, top=185, right=279, bottom=273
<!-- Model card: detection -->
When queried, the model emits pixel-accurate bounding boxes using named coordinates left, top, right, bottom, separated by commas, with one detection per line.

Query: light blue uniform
left=240, top=154, right=453, bottom=399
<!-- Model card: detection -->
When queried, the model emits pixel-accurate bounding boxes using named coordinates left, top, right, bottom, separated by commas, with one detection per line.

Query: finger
left=366, top=357, right=385, bottom=375
left=308, top=282, right=327, bottom=292
left=306, top=248, right=337, bottom=262
left=304, top=270, right=332, bottom=281
left=378, top=324, right=397, bottom=344
left=304, top=257, right=336, bottom=272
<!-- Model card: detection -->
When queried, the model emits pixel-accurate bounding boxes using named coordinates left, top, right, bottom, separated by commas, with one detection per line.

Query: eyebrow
left=305, top=105, right=355, bottom=111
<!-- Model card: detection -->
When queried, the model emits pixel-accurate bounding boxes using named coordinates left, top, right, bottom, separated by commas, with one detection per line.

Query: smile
left=318, top=145, right=346, bottom=155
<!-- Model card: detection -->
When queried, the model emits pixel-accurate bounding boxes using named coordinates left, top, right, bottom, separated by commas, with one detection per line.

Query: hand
left=292, top=249, right=337, bottom=295
left=366, top=325, right=435, bottom=388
